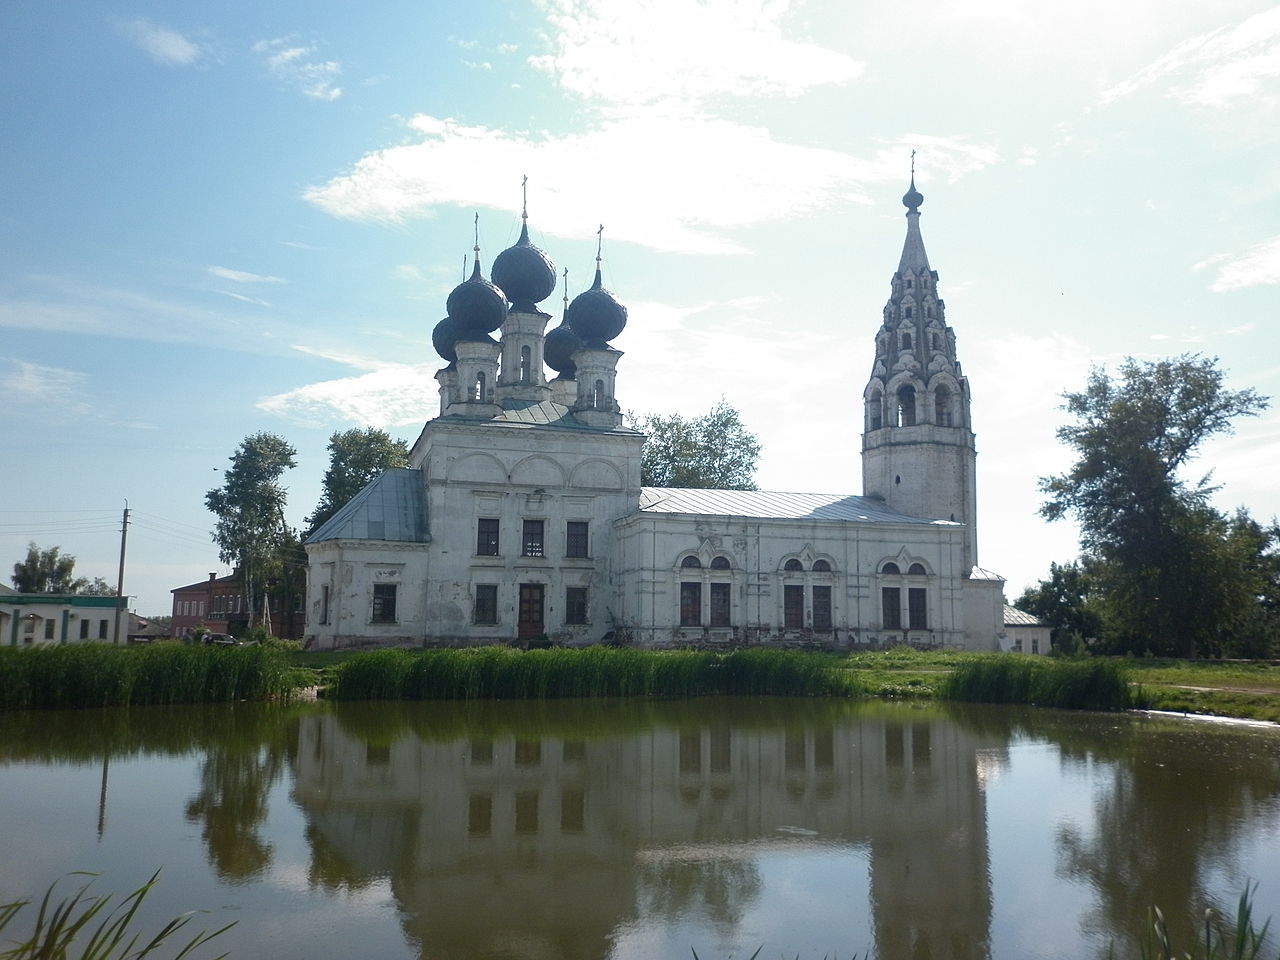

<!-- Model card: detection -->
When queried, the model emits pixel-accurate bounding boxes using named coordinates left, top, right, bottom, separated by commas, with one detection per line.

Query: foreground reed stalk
left=0, top=871, right=233, bottom=960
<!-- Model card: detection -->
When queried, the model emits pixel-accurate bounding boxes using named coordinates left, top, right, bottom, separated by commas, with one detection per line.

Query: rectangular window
left=80, top=619, right=89, bottom=640
left=709, top=582, right=731, bottom=627
left=882, top=587, right=902, bottom=630
left=812, top=586, right=832, bottom=630
left=908, top=587, right=927, bottom=629
left=1032, top=638, right=1040, bottom=654
left=565, top=586, right=588, bottom=625
left=468, top=794, right=491, bottom=836
left=680, top=582, right=701, bottom=626
left=476, top=518, right=500, bottom=556
left=320, top=585, right=330, bottom=625
left=44, top=619, right=55, bottom=640
left=784, top=584, right=804, bottom=629
left=522, top=519, right=545, bottom=557
left=565, top=520, right=589, bottom=558
left=371, top=583, right=397, bottom=623
left=474, top=584, right=498, bottom=624
left=98, top=619, right=109, bottom=640
left=1014, top=638, right=1023, bottom=652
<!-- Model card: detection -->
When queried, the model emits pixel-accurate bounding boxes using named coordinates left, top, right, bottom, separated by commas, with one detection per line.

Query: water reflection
left=1, top=701, right=1278, bottom=960
left=291, top=700, right=1001, bottom=959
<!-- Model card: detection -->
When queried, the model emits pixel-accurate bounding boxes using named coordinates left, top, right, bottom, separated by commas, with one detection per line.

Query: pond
left=1, top=699, right=1278, bottom=960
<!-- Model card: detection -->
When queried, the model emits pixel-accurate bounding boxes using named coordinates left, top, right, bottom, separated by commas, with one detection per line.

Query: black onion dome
left=902, top=176, right=924, bottom=212
left=566, top=267, right=627, bottom=347
left=492, top=223, right=556, bottom=312
left=446, top=259, right=507, bottom=336
left=431, top=316, right=459, bottom=364
left=544, top=321, right=582, bottom=377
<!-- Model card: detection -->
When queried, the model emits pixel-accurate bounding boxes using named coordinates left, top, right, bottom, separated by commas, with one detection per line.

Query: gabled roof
left=172, top=575, right=237, bottom=594
left=307, top=468, right=429, bottom=544
left=637, top=488, right=955, bottom=525
left=0, top=583, right=16, bottom=596
left=443, top=399, right=641, bottom=433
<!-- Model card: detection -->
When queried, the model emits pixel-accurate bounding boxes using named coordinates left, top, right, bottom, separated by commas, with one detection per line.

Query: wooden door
left=518, top=583, right=545, bottom=640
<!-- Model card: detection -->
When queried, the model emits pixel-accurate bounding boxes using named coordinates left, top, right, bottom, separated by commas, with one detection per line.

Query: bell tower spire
left=861, top=172, right=979, bottom=571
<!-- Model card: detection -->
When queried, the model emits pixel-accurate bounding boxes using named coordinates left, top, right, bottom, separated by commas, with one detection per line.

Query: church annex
left=303, top=180, right=1005, bottom=650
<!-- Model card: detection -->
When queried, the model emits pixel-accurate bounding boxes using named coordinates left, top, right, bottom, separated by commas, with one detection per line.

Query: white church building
left=303, top=180, right=1006, bottom=651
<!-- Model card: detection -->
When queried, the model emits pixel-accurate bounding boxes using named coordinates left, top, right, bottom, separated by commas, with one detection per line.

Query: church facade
left=303, top=182, right=1005, bottom=651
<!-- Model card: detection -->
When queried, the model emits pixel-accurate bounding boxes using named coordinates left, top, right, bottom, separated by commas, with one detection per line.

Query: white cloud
left=306, top=113, right=996, bottom=254
left=257, top=353, right=438, bottom=428
left=1194, top=235, right=1280, bottom=292
left=253, top=38, right=342, bottom=101
left=0, top=359, right=152, bottom=429
left=218, top=290, right=271, bottom=306
left=207, top=265, right=286, bottom=283
left=120, top=19, right=203, bottom=66
left=1101, top=6, right=1280, bottom=106
left=529, top=0, right=863, bottom=108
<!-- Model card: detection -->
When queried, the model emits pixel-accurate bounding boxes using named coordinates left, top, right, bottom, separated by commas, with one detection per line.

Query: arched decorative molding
left=447, top=451, right=507, bottom=484
left=569, top=457, right=624, bottom=490
left=510, top=454, right=568, bottom=488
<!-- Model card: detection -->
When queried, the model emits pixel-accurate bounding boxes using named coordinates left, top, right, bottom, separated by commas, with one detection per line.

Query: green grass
left=326, top=647, right=856, bottom=701
left=941, top=655, right=1135, bottom=710
left=0, top=871, right=232, bottom=960
left=0, top=644, right=299, bottom=710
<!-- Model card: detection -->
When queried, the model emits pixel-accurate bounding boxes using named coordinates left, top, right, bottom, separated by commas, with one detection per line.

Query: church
left=302, top=179, right=1006, bottom=651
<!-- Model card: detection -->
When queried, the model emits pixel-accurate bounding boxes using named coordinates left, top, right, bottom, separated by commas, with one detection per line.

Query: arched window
left=934, top=385, right=953, bottom=426
left=908, top=563, right=927, bottom=575
left=474, top=371, right=486, bottom=402
left=930, top=332, right=940, bottom=350
left=710, top=556, right=730, bottom=569
left=783, top=558, right=804, bottom=572
left=881, top=562, right=900, bottom=575
left=904, top=307, right=913, bottom=319
left=812, top=559, right=831, bottom=572
left=519, top=345, right=531, bottom=383
left=869, top=391, right=883, bottom=431
left=593, top=379, right=605, bottom=409
left=896, top=385, right=916, bottom=426
left=901, top=332, right=912, bottom=351
left=681, top=556, right=702, bottom=569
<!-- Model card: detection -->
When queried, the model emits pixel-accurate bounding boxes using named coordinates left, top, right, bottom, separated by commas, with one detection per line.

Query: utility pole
left=113, top=501, right=129, bottom=645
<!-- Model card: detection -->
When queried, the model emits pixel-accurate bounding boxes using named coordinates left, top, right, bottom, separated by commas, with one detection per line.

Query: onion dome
left=544, top=322, right=582, bottom=376
left=492, top=221, right=556, bottom=313
left=567, top=267, right=627, bottom=347
left=447, top=255, right=507, bottom=338
left=431, top=316, right=459, bottom=364
left=903, top=175, right=923, bottom=212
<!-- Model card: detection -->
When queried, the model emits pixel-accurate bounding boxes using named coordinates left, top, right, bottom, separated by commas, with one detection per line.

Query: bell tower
left=861, top=173, right=978, bottom=571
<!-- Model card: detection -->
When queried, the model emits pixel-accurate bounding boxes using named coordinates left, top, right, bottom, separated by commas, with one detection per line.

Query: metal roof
left=1003, top=604, right=1048, bottom=627
left=637, top=488, right=955, bottom=525
left=486, top=400, right=641, bottom=433
left=307, top=468, right=429, bottom=544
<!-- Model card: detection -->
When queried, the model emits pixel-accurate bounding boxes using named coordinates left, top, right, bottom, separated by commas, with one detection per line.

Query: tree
left=305, top=427, right=409, bottom=537
left=1039, top=355, right=1268, bottom=657
left=11, top=542, right=113, bottom=595
left=1014, top=560, right=1105, bottom=655
left=629, top=399, right=761, bottom=490
left=206, top=432, right=297, bottom=629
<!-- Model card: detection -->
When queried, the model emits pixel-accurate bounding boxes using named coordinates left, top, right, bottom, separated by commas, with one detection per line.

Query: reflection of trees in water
left=1053, top=723, right=1280, bottom=957
left=636, top=857, right=762, bottom=935
left=183, top=710, right=298, bottom=882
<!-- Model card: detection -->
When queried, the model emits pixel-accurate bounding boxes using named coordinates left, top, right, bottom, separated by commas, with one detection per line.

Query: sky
left=2, top=0, right=1278, bottom=617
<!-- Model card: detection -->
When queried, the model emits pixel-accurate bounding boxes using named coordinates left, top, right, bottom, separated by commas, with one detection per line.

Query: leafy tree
left=206, top=432, right=297, bottom=629
left=1039, top=355, right=1268, bottom=657
left=629, top=399, right=761, bottom=490
left=10, top=542, right=114, bottom=595
left=305, top=427, right=409, bottom=537
left=1014, top=560, right=1105, bottom=654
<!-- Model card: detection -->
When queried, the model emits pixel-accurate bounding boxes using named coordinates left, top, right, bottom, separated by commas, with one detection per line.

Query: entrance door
left=518, top=583, right=545, bottom=640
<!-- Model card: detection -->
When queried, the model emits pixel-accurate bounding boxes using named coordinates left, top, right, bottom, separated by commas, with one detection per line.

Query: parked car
left=202, top=633, right=240, bottom=645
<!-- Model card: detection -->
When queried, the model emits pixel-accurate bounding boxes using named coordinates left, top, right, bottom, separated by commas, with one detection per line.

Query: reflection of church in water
left=292, top=706, right=1005, bottom=959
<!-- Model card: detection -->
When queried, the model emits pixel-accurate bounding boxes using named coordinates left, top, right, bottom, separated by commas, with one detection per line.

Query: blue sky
left=3, top=0, right=1278, bottom=616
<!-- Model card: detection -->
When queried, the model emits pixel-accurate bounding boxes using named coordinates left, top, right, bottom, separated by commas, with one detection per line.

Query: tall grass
left=327, top=647, right=853, bottom=701
left=0, top=645, right=296, bottom=710
left=0, top=871, right=232, bottom=960
left=942, top=655, right=1135, bottom=710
